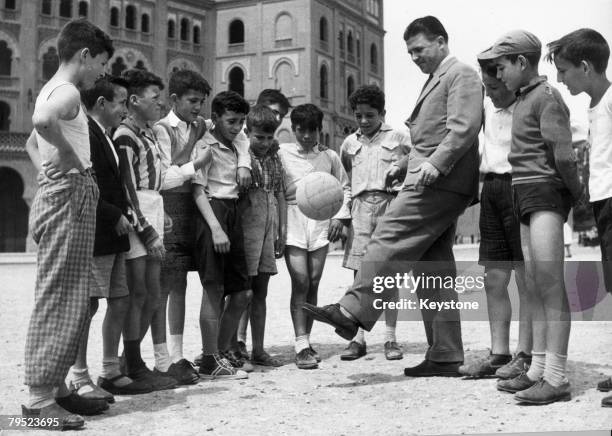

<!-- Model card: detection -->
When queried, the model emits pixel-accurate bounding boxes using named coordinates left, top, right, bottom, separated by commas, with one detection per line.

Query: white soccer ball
left=296, top=172, right=343, bottom=221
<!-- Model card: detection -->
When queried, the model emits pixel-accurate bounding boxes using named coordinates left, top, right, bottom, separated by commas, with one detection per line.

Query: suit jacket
left=88, top=115, right=130, bottom=256
left=402, top=56, right=483, bottom=199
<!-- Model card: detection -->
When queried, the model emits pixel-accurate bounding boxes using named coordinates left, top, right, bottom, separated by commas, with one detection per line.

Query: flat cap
left=478, top=30, right=542, bottom=60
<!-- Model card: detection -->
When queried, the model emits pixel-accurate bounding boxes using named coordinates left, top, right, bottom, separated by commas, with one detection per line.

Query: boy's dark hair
left=168, top=69, right=212, bottom=98
left=256, top=89, right=291, bottom=115
left=477, top=59, right=498, bottom=79
left=403, top=16, right=448, bottom=43
left=246, top=105, right=280, bottom=133
left=211, top=90, right=250, bottom=116
left=81, top=75, right=128, bottom=110
left=545, top=28, right=610, bottom=74
left=290, top=103, right=324, bottom=131
left=348, top=85, right=385, bottom=112
left=503, top=52, right=541, bottom=67
left=121, top=69, right=165, bottom=99
left=58, top=18, right=114, bottom=61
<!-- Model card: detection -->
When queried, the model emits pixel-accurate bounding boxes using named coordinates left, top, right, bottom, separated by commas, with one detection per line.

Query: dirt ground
left=0, top=245, right=610, bottom=435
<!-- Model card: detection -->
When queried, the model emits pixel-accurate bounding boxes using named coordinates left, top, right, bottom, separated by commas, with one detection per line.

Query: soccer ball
left=296, top=172, right=343, bottom=220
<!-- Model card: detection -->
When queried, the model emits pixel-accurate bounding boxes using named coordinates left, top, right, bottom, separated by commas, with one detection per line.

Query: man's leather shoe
left=340, top=341, right=367, bottom=361
left=497, top=372, right=537, bottom=393
left=602, top=394, right=612, bottom=407
left=22, top=403, right=84, bottom=430
left=302, top=303, right=358, bottom=341
left=403, top=360, right=462, bottom=377
left=514, top=379, right=571, bottom=404
left=597, top=377, right=612, bottom=392
left=56, top=392, right=109, bottom=416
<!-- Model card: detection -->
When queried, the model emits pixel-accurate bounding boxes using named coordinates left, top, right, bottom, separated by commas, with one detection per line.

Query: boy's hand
left=384, top=164, right=402, bottom=188
left=147, top=237, right=165, bottom=260
left=193, top=145, right=212, bottom=171
left=328, top=219, right=344, bottom=242
left=212, top=228, right=230, bottom=254
left=237, top=167, right=252, bottom=189
left=164, top=213, right=173, bottom=233
left=411, top=161, right=440, bottom=189
left=114, top=215, right=133, bottom=236
left=43, top=149, right=84, bottom=179
left=274, top=235, right=286, bottom=259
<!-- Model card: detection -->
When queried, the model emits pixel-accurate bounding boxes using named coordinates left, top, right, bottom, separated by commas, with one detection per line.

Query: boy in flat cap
left=479, top=30, right=583, bottom=405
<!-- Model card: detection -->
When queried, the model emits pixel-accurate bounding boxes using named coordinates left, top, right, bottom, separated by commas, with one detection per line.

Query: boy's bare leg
left=200, top=283, right=224, bottom=355
left=166, top=271, right=188, bottom=362
left=483, top=268, right=512, bottom=355
left=250, top=274, right=271, bottom=355
left=123, top=257, right=148, bottom=373
left=219, top=290, right=253, bottom=352
left=514, top=265, right=533, bottom=354
left=305, top=245, right=329, bottom=336
left=100, top=295, right=131, bottom=385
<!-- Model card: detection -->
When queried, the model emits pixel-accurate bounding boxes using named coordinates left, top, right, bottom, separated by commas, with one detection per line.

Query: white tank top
left=35, top=80, right=91, bottom=172
left=588, top=85, right=612, bottom=202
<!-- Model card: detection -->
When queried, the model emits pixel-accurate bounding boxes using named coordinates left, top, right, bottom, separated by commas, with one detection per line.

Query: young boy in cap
left=546, top=28, right=612, bottom=408
left=480, top=30, right=583, bottom=404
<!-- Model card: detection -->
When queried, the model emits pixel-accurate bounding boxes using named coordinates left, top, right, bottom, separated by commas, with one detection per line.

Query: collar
left=432, top=55, right=453, bottom=76
left=91, top=116, right=110, bottom=137
left=517, top=75, right=547, bottom=97
left=296, top=142, right=322, bottom=154
left=355, top=122, right=392, bottom=139
left=494, top=100, right=517, bottom=114
left=122, top=115, right=152, bottom=137
left=202, top=130, right=236, bottom=151
left=168, top=110, right=189, bottom=129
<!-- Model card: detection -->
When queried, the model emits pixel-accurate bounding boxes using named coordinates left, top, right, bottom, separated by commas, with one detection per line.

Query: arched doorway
left=0, top=101, right=10, bottom=131
left=0, top=167, right=29, bottom=252
left=228, top=66, right=244, bottom=97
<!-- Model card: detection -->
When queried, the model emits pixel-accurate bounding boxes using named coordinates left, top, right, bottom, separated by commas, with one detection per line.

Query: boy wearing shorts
left=546, top=28, right=612, bottom=407
left=278, top=104, right=350, bottom=369
left=480, top=30, right=583, bottom=404
left=339, top=85, right=410, bottom=361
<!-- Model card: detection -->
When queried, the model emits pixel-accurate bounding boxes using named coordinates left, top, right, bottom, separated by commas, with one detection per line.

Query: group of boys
left=19, top=13, right=612, bottom=431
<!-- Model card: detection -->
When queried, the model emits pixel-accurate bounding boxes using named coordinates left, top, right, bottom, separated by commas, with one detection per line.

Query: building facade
left=0, top=0, right=384, bottom=251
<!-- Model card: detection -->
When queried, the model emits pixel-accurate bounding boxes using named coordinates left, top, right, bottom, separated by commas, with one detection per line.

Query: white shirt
left=588, top=85, right=612, bottom=202
left=92, top=116, right=119, bottom=165
left=480, top=99, right=515, bottom=174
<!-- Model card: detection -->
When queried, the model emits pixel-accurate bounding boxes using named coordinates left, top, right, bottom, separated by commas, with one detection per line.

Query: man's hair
left=121, top=69, right=165, bottom=99
left=477, top=59, right=498, bottom=79
left=246, top=104, right=280, bottom=133
left=58, top=18, right=114, bottom=61
left=348, top=85, right=385, bottom=112
left=210, top=90, right=250, bottom=116
left=545, top=28, right=610, bottom=74
left=502, top=52, right=541, bottom=68
left=290, top=103, right=324, bottom=131
left=81, top=75, right=128, bottom=110
left=256, top=89, right=291, bottom=114
left=403, top=16, right=448, bottom=43
left=168, top=69, right=212, bottom=98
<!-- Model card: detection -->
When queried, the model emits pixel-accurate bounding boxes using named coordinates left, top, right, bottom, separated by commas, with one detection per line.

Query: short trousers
left=512, top=181, right=572, bottom=225
left=478, top=173, right=524, bottom=268
left=592, top=196, right=612, bottom=293
left=286, top=203, right=329, bottom=252
left=161, top=191, right=197, bottom=271
left=343, top=191, right=395, bottom=270
left=194, top=198, right=250, bottom=294
left=90, top=253, right=129, bottom=298
left=127, top=189, right=164, bottom=260
left=241, top=189, right=278, bottom=276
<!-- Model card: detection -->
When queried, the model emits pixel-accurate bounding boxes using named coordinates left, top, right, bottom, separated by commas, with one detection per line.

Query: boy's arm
left=274, top=192, right=287, bottom=258
left=25, top=130, right=42, bottom=172
left=234, top=129, right=252, bottom=188
left=32, top=84, right=84, bottom=176
left=329, top=151, right=351, bottom=242
left=193, top=184, right=230, bottom=254
left=540, top=95, right=583, bottom=201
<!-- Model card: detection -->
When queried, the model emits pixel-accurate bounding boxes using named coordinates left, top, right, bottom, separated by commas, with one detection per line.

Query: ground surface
left=0, top=245, right=610, bottom=435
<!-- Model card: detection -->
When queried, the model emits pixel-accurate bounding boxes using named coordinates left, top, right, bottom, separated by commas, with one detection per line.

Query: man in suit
left=303, top=16, right=483, bottom=377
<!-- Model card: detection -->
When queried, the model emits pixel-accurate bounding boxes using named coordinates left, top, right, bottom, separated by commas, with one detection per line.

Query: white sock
left=28, top=386, right=55, bottom=409
left=526, top=351, right=546, bottom=381
left=295, top=335, right=310, bottom=353
left=101, top=357, right=122, bottom=379
left=237, top=331, right=247, bottom=344
left=69, top=366, right=91, bottom=386
left=168, top=334, right=184, bottom=363
left=543, top=352, right=569, bottom=387
left=384, top=325, right=397, bottom=343
left=353, top=328, right=366, bottom=345
left=154, top=343, right=172, bottom=372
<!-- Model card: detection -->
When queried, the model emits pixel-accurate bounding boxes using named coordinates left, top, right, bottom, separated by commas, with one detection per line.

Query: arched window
left=180, top=18, right=189, bottom=41
left=229, top=19, right=244, bottom=44
left=78, top=1, right=88, bottom=18
left=111, top=57, right=127, bottom=76
left=0, top=41, right=12, bottom=76
left=325, top=133, right=330, bottom=147
left=319, top=17, right=328, bottom=42
left=274, top=62, right=293, bottom=95
left=370, top=43, right=378, bottom=71
left=141, top=14, right=150, bottom=33
left=228, top=66, right=244, bottom=97
left=42, top=0, right=52, bottom=15
left=193, top=26, right=201, bottom=45
left=0, top=167, right=29, bottom=252
left=5, top=0, right=16, bottom=10
left=338, top=30, right=344, bottom=50
left=319, top=64, right=328, bottom=99
left=125, top=5, right=136, bottom=30
left=356, top=37, right=361, bottom=60
left=0, top=101, right=9, bottom=131
left=347, top=75, right=355, bottom=99
left=347, top=31, right=354, bottom=54
left=42, top=47, right=59, bottom=81
left=110, top=7, right=119, bottom=27
left=59, top=0, right=72, bottom=18
left=167, top=19, right=175, bottom=39
left=275, top=13, right=292, bottom=41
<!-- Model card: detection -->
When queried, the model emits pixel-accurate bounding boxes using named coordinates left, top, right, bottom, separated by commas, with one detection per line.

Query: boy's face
left=405, top=33, right=446, bottom=75
left=102, top=86, right=128, bottom=129
left=212, top=110, right=246, bottom=144
left=353, top=103, right=384, bottom=137
left=247, top=127, right=276, bottom=156
left=265, top=103, right=288, bottom=123
left=482, top=74, right=516, bottom=109
left=495, top=56, right=525, bottom=92
left=172, top=89, right=206, bottom=123
left=554, top=56, right=588, bottom=96
left=130, top=85, right=162, bottom=123
left=293, top=125, right=320, bottom=149
left=81, top=50, right=109, bottom=89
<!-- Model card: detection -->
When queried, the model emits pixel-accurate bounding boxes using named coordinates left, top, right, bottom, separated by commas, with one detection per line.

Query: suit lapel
left=408, top=57, right=457, bottom=121
left=89, top=116, right=120, bottom=178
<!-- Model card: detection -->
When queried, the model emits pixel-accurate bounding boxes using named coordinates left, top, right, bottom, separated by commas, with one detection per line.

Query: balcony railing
left=319, top=40, right=329, bottom=52
left=275, top=38, right=292, bottom=48
left=228, top=43, right=245, bottom=53
left=0, top=76, right=19, bottom=88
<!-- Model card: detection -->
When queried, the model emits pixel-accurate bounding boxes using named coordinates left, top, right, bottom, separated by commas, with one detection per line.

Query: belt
left=356, top=190, right=398, bottom=197
left=484, top=172, right=511, bottom=181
